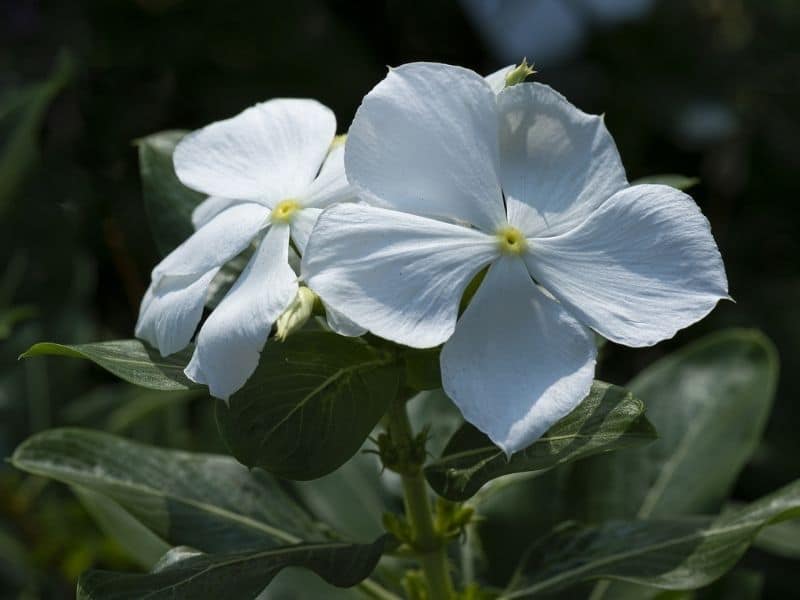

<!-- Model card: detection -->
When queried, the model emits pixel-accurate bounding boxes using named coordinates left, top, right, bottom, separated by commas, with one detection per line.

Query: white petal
left=440, top=257, right=596, bottom=455
left=497, top=83, right=627, bottom=237
left=135, top=270, right=218, bottom=356
left=174, top=99, right=336, bottom=203
left=323, top=302, right=367, bottom=337
left=135, top=203, right=269, bottom=355
left=185, top=225, right=298, bottom=400
left=289, top=207, right=322, bottom=255
left=303, top=142, right=354, bottom=208
left=485, top=64, right=514, bottom=94
left=302, top=203, right=498, bottom=348
left=191, top=196, right=247, bottom=229
left=153, top=203, right=269, bottom=280
left=345, top=62, right=505, bottom=232
left=526, top=184, right=729, bottom=347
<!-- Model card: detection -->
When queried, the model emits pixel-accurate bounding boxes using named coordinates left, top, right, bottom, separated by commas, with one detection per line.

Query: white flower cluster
left=136, top=62, right=728, bottom=454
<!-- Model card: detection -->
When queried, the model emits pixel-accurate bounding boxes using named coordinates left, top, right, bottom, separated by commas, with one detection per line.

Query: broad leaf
left=503, top=479, right=800, bottom=598
left=424, top=381, right=656, bottom=501
left=72, top=486, right=170, bottom=569
left=20, top=340, right=198, bottom=391
left=136, top=130, right=205, bottom=255
left=631, top=174, right=699, bottom=190
left=11, top=428, right=321, bottom=553
left=216, top=331, right=398, bottom=480
left=77, top=537, right=386, bottom=600
left=571, top=329, right=778, bottom=522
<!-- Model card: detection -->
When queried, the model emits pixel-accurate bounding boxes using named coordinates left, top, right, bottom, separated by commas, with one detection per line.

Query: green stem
left=387, top=397, right=456, bottom=600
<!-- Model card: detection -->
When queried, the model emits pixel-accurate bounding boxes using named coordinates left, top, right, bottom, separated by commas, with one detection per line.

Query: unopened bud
left=275, top=287, right=317, bottom=341
left=504, top=58, right=537, bottom=88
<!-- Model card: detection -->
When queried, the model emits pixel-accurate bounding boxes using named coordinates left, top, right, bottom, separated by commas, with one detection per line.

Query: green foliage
left=424, top=382, right=657, bottom=501
left=216, top=331, right=399, bottom=480
left=21, top=340, right=198, bottom=391
left=136, top=130, right=205, bottom=255
left=76, top=537, right=387, bottom=600
left=0, top=51, right=73, bottom=214
left=631, top=174, right=700, bottom=190
left=503, top=478, right=800, bottom=597
left=11, top=428, right=323, bottom=553
left=571, top=329, right=777, bottom=520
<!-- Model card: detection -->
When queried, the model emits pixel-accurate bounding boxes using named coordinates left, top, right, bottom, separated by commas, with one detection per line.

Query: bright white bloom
left=136, top=99, right=359, bottom=400
left=302, top=63, right=728, bottom=454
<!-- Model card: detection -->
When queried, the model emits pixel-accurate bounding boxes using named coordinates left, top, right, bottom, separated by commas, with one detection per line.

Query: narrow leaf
left=12, top=428, right=321, bottom=553
left=77, top=537, right=386, bottom=600
left=136, top=130, right=205, bottom=255
left=216, top=331, right=398, bottom=480
left=424, top=381, right=656, bottom=501
left=504, top=479, right=800, bottom=598
left=20, top=340, right=197, bottom=391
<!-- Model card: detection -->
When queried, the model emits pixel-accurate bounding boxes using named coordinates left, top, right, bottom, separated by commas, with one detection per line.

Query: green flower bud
left=504, top=58, right=537, bottom=88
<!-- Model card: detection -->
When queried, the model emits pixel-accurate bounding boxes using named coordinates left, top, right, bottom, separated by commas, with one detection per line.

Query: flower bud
left=275, top=287, right=317, bottom=341
left=504, top=58, right=537, bottom=88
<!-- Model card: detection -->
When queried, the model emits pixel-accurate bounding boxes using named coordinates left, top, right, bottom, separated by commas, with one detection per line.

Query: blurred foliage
left=1, top=0, right=798, bottom=597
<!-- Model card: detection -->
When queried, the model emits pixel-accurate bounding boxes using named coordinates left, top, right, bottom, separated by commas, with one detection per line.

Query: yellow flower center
left=271, top=199, right=300, bottom=224
left=495, top=226, right=528, bottom=255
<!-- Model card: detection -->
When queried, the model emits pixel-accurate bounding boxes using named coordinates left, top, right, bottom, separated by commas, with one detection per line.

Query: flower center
left=495, top=226, right=528, bottom=255
left=271, top=199, right=300, bottom=224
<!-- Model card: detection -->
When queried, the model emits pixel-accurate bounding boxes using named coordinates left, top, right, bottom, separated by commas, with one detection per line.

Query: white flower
left=302, top=63, right=728, bottom=455
left=136, top=99, right=360, bottom=400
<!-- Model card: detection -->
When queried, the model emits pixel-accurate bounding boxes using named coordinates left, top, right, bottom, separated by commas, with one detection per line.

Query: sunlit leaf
left=424, top=382, right=656, bottom=501
left=20, top=340, right=198, bottom=391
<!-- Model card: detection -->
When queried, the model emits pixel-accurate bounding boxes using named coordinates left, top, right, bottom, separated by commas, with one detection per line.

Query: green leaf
left=136, top=130, right=205, bottom=255
left=572, top=329, right=778, bottom=522
left=76, top=537, right=386, bottom=600
left=503, top=479, right=800, bottom=598
left=404, top=348, right=442, bottom=391
left=631, top=174, right=700, bottom=190
left=11, top=428, right=322, bottom=554
left=20, top=340, right=198, bottom=391
left=752, top=515, right=800, bottom=559
left=72, top=486, right=170, bottom=569
left=0, top=51, right=73, bottom=214
left=216, top=331, right=399, bottom=480
left=424, top=381, right=656, bottom=501
left=0, top=305, right=37, bottom=340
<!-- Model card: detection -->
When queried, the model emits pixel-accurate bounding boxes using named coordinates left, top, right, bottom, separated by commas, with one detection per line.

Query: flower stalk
left=385, top=395, right=456, bottom=600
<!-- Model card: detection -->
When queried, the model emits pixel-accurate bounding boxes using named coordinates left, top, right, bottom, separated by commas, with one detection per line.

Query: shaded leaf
left=631, top=174, right=700, bottom=190
left=424, top=382, right=656, bottom=501
left=0, top=305, right=37, bottom=340
left=136, top=130, right=205, bottom=255
left=216, top=331, right=398, bottom=480
left=0, top=51, right=73, bottom=213
left=11, top=428, right=321, bottom=553
left=573, top=329, right=778, bottom=522
left=504, top=479, right=800, bottom=598
left=752, top=516, right=800, bottom=559
left=77, top=537, right=386, bottom=600
left=72, top=486, right=170, bottom=569
left=20, top=340, right=198, bottom=391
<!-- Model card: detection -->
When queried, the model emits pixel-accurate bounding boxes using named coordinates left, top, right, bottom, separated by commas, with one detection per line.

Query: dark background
left=1, top=0, right=798, bottom=596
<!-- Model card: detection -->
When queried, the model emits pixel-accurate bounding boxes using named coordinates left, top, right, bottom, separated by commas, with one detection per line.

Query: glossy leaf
left=504, top=479, right=800, bottom=598
left=20, top=340, right=198, bottom=391
left=136, top=130, right=205, bottom=255
left=77, top=537, right=386, bottom=600
left=424, top=381, right=656, bottom=501
left=216, top=331, right=398, bottom=480
left=631, top=174, right=699, bottom=190
left=572, top=329, right=778, bottom=522
left=11, top=428, right=321, bottom=553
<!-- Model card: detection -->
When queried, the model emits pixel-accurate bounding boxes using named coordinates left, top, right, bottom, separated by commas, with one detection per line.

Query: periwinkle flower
left=136, top=99, right=359, bottom=399
left=303, top=63, right=728, bottom=454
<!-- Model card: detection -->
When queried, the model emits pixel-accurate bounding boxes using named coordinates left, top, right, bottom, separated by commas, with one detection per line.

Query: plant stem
left=387, top=397, right=456, bottom=600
